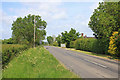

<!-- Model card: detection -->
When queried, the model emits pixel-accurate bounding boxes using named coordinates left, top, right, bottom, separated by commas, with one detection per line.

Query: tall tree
left=61, top=28, right=80, bottom=48
left=88, top=2, right=119, bottom=54
left=12, top=14, right=47, bottom=46
left=56, top=35, right=61, bottom=47
left=88, top=2, right=119, bottom=39
left=47, top=36, right=53, bottom=45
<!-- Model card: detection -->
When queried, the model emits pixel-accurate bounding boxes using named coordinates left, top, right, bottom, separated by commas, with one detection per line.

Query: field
left=2, top=46, right=78, bottom=78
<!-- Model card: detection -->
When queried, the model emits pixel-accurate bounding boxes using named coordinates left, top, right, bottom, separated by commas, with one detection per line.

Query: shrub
left=75, top=38, right=106, bottom=54
left=2, top=44, right=28, bottom=68
left=108, top=32, right=120, bottom=57
left=75, top=38, right=94, bottom=51
left=70, top=41, right=75, bottom=48
left=53, top=41, right=58, bottom=46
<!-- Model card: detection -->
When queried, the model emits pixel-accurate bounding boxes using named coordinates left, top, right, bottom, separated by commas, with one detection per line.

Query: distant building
left=81, top=33, right=95, bottom=39
left=81, top=33, right=84, bottom=37
left=61, top=44, right=66, bottom=48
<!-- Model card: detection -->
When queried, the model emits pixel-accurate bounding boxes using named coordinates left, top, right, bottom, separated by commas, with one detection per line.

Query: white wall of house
left=61, top=44, right=66, bottom=48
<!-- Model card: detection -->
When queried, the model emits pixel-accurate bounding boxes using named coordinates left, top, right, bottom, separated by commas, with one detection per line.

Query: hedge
left=70, top=38, right=107, bottom=54
left=2, top=44, right=28, bottom=68
left=70, top=41, right=75, bottom=48
left=53, top=41, right=58, bottom=46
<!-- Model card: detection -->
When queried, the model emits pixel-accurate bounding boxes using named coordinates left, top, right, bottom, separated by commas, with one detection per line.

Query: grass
left=2, top=44, right=28, bottom=68
left=2, top=46, right=78, bottom=78
left=65, top=48, right=119, bottom=61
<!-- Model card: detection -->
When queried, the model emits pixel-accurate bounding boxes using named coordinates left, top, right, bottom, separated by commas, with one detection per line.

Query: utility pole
left=34, top=15, right=35, bottom=48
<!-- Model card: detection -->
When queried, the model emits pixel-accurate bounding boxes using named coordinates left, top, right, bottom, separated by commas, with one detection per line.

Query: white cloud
left=0, top=9, right=18, bottom=39
left=89, top=1, right=103, bottom=13
left=1, top=2, right=68, bottom=39
left=12, top=2, right=67, bottom=22
left=2, top=0, right=104, bottom=2
left=52, top=11, right=67, bottom=20
left=1, top=2, right=98, bottom=39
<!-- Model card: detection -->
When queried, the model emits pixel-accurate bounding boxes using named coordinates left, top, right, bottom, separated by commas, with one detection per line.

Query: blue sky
left=1, top=0, right=102, bottom=40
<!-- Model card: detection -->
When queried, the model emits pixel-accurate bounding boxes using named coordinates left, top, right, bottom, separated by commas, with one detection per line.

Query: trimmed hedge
left=70, top=38, right=107, bottom=54
left=70, top=41, right=75, bottom=48
left=2, top=44, right=28, bottom=68
left=53, top=41, right=58, bottom=46
left=75, top=38, right=95, bottom=51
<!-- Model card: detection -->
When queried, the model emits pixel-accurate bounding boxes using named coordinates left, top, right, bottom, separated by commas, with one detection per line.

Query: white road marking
left=84, top=59, right=107, bottom=68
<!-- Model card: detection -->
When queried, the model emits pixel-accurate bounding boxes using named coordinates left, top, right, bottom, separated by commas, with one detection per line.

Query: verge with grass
left=2, top=46, right=78, bottom=78
left=65, top=48, right=119, bottom=61
left=2, top=44, right=28, bottom=68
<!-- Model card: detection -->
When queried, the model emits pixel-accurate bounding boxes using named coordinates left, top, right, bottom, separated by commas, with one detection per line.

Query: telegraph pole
left=34, top=15, right=35, bottom=48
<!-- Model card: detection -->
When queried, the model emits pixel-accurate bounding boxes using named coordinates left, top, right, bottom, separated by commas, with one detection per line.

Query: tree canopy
left=56, top=35, right=61, bottom=47
left=61, top=28, right=80, bottom=48
left=47, top=36, right=53, bottom=45
left=88, top=2, right=119, bottom=39
left=11, top=14, right=47, bottom=46
left=88, top=2, right=119, bottom=54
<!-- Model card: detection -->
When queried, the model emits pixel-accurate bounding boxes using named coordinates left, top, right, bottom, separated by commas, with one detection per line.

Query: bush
left=70, top=41, right=75, bottom=48
left=53, top=41, right=58, bottom=46
left=2, top=44, right=28, bottom=68
left=108, top=32, right=120, bottom=57
left=75, top=38, right=107, bottom=54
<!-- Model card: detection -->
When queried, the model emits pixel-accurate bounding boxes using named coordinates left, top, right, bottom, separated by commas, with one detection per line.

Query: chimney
left=81, top=33, right=84, bottom=37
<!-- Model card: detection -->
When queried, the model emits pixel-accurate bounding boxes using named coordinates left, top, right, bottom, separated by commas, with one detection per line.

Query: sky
left=0, top=0, right=103, bottom=40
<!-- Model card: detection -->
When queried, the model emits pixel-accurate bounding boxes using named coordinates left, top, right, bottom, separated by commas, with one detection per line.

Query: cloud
left=89, top=0, right=103, bottom=13
left=12, top=2, right=67, bottom=22
left=52, top=11, right=67, bottom=20
left=1, top=2, right=68, bottom=39
left=2, top=0, right=104, bottom=2
left=1, top=2, right=98, bottom=39
left=0, top=9, right=18, bottom=39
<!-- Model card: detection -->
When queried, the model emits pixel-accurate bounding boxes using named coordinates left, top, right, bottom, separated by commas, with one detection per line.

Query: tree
left=61, top=28, right=80, bottom=48
left=88, top=2, right=119, bottom=54
left=2, top=38, right=14, bottom=44
left=11, top=14, right=47, bottom=46
left=47, top=36, right=53, bottom=45
left=88, top=2, right=119, bottom=39
left=56, top=35, right=61, bottom=47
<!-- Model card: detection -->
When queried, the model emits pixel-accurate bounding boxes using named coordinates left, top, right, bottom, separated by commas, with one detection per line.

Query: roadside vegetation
left=2, top=14, right=47, bottom=68
left=1, top=1, right=120, bottom=78
left=49, top=2, right=120, bottom=59
left=2, top=14, right=79, bottom=78
left=3, top=47, right=78, bottom=78
left=2, top=44, right=28, bottom=68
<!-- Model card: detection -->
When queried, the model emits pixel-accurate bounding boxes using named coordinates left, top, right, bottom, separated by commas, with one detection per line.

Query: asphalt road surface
left=44, top=46, right=119, bottom=79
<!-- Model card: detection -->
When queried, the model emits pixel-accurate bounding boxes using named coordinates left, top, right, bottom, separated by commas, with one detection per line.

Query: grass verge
left=56, top=46, right=119, bottom=61
left=2, top=46, right=78, bottom=78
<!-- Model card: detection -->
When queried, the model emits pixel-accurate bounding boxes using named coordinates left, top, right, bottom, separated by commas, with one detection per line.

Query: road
left=44, top=46, right=119, bottom=78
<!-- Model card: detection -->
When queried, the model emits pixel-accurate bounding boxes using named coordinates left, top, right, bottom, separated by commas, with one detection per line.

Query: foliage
left=88, top=2, right=119, bottom=39
left=3, top=47, right=78, bottom=78
left=74, top=38, right=106, bottom=54
left=88, top=2, right=119, bottom=55
left=53, top=41, right=58, bottom=46
left=12, top=14, right=47, bottom=47
left=61, top=28, right=80, bottom=48
left=47, top=36, right=53, bottom=45
left=2, top=44, right=28, bottom=68
left=108, top=32, right=120, bottom=57
left=56, top=35, right=61, bottom=47
left=75, top=38, right=94, bottom=51
left=70, top=41, right=75, bottom=48
left=2, top=38, right=14, bottom=44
